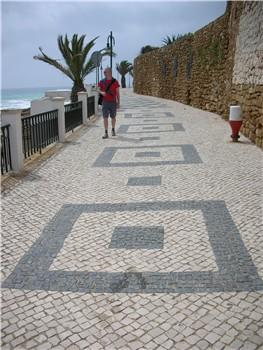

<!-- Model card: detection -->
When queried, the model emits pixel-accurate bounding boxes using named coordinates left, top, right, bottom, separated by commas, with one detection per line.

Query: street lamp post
left=90, top=51, right=102, bottom=85
left=100, top=63, right=103, bottom=80
left=107, top=31, right=115, bottom=70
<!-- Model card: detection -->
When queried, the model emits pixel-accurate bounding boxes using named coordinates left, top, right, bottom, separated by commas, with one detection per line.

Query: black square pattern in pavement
left=142, top=126, right=159, bottom=130
left=109, top=226, right=164, bottom=249
left=3, top=200, right=263, bottom=294
left=140, top=137, right=160, bottom=141
left=92, top=144, right=202, bottom=167
left=135, top=152, right=161, bottom=158
left=127, top=176, right=162, bottom=186
left=127, top=113, right=175, bottom=119
left=117, top=123, right=184, bottom=134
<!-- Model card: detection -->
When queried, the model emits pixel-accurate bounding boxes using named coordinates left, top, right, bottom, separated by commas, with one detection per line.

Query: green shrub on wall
left=161, top=63, right=168, bottom=77
left=197, top=38, right=224, bottom=66
left=173, top=58, right=178, bottom=79
left=210, top=40, right=224, bottom=65
left=185, top=51, right=193, bottom=80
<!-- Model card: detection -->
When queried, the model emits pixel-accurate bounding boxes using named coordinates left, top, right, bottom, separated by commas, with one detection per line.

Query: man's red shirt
left=98, top=79, right=120, bottom=103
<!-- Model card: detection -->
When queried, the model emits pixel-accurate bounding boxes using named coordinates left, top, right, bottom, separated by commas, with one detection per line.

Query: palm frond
left=80, top=37, right=99, bottom=76
left=82, top=59, right=96, bottom=78
left=34, top=33, right=99, bottom=101
left=58, top=35, right=73, bottom=67
left=162, top=33, right=193, bottom=46
left=100, top=47, right=117, bottom=58
left=34, top=47, right=74, bottom=80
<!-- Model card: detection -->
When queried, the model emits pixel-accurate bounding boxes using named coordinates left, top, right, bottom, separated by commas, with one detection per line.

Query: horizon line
left=1, top=84, right=96, bottom=91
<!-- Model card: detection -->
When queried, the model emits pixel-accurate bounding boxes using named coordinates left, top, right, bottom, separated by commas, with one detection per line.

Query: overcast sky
left=2, top=0, right=227, bottom=89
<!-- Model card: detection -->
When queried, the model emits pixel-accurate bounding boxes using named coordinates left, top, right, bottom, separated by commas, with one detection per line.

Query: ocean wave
left=0, top=86, right=76, bottom=110
left=0, top=99, right=31, bottom=110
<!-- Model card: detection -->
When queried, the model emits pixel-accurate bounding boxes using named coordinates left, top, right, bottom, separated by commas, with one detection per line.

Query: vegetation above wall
left=162, top=33, right=193, bottom=46
left=139, top=45, right=160, bottom=55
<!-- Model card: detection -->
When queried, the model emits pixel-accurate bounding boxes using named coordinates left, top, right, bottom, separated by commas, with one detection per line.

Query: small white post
left=229, top=105, right=242, bottom=121
left=50, top=97, right=66, bottom=142
left=229, top=105, right=242, bottom=142
left=78, top=92, right=89, bottom=125
left=1, top=109, right=24, bottom=172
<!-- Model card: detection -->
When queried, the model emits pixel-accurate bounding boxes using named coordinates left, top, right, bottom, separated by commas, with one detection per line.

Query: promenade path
left=1, top=89, right=263, bottom=350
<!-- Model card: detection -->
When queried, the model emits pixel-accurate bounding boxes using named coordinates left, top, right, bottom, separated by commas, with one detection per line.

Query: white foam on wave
left=0, top=99, right=30, bottom=110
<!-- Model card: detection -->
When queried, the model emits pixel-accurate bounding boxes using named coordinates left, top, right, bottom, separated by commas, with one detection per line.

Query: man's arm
left=98, top=81, right=107, bottom=96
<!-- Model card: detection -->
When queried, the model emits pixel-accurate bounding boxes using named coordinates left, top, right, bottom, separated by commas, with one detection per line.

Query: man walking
left=98, top=67, right=120, bottom=139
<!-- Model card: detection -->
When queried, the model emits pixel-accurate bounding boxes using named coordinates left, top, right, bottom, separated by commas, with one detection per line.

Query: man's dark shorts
left=102, top=101, right=117, bottom=119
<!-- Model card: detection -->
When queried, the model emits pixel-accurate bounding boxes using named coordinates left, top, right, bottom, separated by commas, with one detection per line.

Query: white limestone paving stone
left=1, top=89, right=263, bottom=349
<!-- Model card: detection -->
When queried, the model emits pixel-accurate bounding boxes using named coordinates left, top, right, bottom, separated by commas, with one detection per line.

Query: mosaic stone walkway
left=1, top=89, right=263, bottom=349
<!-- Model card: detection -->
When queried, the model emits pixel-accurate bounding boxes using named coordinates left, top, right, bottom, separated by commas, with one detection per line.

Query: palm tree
left=162, top=35, right=177, bottom=46
left=34, top=34, right=109, bottom=102
left=116, top=61, right=133, bottom=88
left=162, top=33, right=193, bottom=46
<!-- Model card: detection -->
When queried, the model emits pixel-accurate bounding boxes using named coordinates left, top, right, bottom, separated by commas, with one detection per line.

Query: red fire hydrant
left=229, top=105, right=242, bottom=142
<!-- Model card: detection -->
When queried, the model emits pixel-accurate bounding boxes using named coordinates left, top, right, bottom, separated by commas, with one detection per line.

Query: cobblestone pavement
left=1, top=89, right=263, bottom=349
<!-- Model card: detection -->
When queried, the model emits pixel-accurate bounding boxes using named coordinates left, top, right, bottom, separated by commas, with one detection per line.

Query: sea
left=0, top=86, right=71, bottom=110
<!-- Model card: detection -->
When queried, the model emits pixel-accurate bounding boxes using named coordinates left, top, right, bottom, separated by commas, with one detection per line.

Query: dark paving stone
left=137, top=117, right=153, bottom=118
left=116, top=136, right=141, bottom=143
left=127, top=176, right=162, bottom=186
left=135, top=152, right=161, bottom=158
left=142, top=126, right=159, bottom=130
left=117, top=123, right=185, bottom=134
left=124, top=103, right=165, bottom=108
left=109, top=226, right=164, bottom=249
left=92, top=144, right=202, bottom=167
left=140, top=137, right=160, bottom=141
left=129, top=116, right=174, bottom=119
left=128, top=112, right=174, bottom=118
left=3, top=201, right=263, bottom=294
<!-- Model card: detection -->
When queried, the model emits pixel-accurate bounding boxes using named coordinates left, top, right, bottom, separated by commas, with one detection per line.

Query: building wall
left=231, top=1, right=263, bottom=147
left=134, top=1, right=263, bottom=148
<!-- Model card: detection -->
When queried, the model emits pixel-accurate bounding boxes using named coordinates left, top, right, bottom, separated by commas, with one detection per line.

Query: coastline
left=1, top=86, right=71, bottom=110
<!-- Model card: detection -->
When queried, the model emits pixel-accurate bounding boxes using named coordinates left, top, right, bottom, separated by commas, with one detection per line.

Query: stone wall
left=134, top=1, right=263, bottom=148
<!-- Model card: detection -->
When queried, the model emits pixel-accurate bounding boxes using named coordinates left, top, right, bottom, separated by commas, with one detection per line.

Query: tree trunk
left=71, top=81, right=86, bottom=102
left=121, top=75, right=126, bottom=88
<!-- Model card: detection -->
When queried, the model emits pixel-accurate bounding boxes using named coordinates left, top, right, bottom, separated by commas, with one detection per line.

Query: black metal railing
left=22, top=109, right=59, bottom=159
left=87, top=96, right=95, bottom=119
left=65, top=101, right=82, bottom=132
left=1, top=124, right=12, bottom=175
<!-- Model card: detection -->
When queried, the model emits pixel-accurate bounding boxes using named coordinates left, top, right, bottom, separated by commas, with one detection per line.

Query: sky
left=1, top=0, right=227, bottom=89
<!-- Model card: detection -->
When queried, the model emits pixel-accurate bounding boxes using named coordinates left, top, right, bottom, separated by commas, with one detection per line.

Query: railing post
left=50, top=97, right=65, bottom=142
left=95, top=92, right=99, bottom=116
left=91, top=89, right=99, bottom=116
left=1, top=109, right=24, bottom=172
left=78, top=92, right=89, bottom=125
